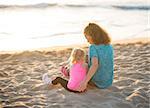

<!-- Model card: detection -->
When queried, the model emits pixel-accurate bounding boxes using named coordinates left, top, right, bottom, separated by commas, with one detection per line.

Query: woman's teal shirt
left=89, top=44, right=114, bottom=89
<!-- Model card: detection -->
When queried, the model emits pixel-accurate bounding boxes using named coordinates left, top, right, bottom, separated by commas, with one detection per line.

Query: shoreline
left=0, top=37, right=149, bottom=54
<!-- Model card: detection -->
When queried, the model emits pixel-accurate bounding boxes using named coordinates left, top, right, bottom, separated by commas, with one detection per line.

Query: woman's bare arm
left=84, top=57, right=99, bottom=84
left=77, top=57, right=98, bottom=92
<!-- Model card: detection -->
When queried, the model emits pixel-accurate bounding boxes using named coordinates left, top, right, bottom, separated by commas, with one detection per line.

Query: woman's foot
left=42, top=73, right=52, bottom=85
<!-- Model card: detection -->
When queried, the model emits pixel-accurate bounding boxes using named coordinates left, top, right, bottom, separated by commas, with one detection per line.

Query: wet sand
left=0, top=41, right=149, bottom=108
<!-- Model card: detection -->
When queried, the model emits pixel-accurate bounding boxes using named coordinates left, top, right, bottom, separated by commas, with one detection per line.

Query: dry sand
left=0, top=40, right=149, bottom=108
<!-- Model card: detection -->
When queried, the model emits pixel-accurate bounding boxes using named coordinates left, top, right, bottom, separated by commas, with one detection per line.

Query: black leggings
left=52, top=77, right=80, bottom=93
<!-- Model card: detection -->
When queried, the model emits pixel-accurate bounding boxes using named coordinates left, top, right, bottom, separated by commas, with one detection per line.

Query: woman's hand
left=77, top=80, right=88, bottom=92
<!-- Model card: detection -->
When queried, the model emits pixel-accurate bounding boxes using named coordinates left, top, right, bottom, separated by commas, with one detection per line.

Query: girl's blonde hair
left=69, top=48, right=86, bottom=64
left=84, top=23, right=111, bottom=45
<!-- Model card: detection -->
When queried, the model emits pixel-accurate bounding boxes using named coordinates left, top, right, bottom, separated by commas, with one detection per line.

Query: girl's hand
left=61, top=66, right=70, bottom=77
left=77, top=81, right=88, bottom=92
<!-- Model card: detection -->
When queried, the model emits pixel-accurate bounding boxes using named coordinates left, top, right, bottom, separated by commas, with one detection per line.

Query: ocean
left=0, top=0, right=149, bottom=51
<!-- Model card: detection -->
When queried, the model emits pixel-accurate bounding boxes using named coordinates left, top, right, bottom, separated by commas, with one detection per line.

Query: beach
left=0, top=39, right=149, bottom=108
left=0, top=0, right=149, bottom=107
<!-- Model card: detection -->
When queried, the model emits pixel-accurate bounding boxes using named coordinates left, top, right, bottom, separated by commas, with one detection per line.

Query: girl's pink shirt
left=67, top=62, right=87, bottom=90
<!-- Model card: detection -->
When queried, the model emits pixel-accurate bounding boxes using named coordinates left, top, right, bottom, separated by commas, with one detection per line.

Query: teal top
left=88, top=44, right=114, bottom=89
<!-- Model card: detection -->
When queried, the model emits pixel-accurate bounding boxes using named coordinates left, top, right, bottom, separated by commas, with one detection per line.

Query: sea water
left=0, top=0, right=149, bottom=51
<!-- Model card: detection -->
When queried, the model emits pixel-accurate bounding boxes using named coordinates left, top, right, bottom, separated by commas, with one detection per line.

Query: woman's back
left=89, top=44, right=114, bottom=88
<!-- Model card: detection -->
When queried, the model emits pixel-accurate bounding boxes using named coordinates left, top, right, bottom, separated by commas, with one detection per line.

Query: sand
left=0, top=41, right=149, bottom=108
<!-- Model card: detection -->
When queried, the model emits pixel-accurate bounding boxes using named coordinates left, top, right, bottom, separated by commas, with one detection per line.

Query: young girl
left=42, top=48, right=88, bottom=92
left=77, top=23, right=114, bottom=92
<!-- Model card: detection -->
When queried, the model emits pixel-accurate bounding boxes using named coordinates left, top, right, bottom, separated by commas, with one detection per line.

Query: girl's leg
left=52, top=77, right=79, bottom=93
left=52, top=77, right=68, bottom=89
